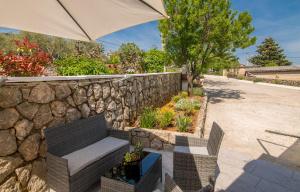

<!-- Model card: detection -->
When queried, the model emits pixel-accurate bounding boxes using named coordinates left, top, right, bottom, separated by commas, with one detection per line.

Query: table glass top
left=104, top=151, right=161, bottom=185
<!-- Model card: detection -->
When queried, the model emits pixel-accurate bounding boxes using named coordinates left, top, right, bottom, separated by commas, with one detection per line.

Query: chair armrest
left=108, top=129, right=130, bottom=140
left=46, top=152, right=70, bottom=192
left=175, top=136, right=208, bottom=147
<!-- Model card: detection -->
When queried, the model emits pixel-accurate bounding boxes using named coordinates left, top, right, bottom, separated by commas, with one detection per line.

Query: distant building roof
left=245, top=66, right=300, bottom=73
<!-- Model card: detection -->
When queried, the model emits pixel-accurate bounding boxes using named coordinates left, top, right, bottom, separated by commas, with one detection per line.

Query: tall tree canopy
left=249, top=37, right=291, bottom=66
left=159, top=0, right=256, bottom=93
left=142, top=49, right=167, bottom=73
left=118, top=43, right=143, bottom=73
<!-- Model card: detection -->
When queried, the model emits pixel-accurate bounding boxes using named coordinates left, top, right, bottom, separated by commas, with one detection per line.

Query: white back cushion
left=63, top=136, right=129, bottom=176
left=174, top=146, right=209, bottom=155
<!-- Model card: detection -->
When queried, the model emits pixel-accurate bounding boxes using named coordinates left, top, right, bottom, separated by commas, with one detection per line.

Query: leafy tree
left=19, top=31, right=76, bottom=59
left=118, top=43, right=143, bottom=73
left=74, top=41, right=105, bottom=58
left=0, top=33, right=17, bottom=53
left=54, top=56, right=111, bottom=76
left=106, top=51, right=121, bottom=64
left=142, top=49, right=166, bottom=72
left=249, top=37, right=291, bottom=66
left=205, top=52, right=239, bottom=74
left=0, top=37, right=52, bottom=76
left=0, top=31, right=105, bottom=59
left=159, top=0, right=256, bottom=94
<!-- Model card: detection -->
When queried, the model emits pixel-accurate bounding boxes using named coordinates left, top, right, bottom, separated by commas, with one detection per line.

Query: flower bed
left=137, top=88, right=204, bottom=133
left=126, top=88, right=208, bottom=150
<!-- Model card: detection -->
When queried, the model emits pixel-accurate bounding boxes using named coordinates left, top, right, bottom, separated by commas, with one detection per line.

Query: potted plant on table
left=123, top=142, right=144, bottom=181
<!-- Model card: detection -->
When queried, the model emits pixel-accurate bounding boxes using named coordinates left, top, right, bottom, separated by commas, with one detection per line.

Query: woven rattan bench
left=45, top=114, right=130, bottom=192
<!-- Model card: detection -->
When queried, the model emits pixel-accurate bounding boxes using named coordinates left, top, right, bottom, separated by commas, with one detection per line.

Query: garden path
left=204, top=75, right=300, bottom=192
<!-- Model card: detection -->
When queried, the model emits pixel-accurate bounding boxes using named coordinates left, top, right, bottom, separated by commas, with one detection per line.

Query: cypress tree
left=249, top=37, right=291, bottom=66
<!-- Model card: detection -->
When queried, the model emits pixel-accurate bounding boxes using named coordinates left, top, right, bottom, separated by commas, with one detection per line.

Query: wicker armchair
left=165, top=173, right=214, bottom=192
left=173, top=122, right=224, bottom=191
left=45, top=114, right=130, bottom=192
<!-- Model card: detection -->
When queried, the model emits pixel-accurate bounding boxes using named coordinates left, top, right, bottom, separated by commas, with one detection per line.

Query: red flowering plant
left=0, top=37, right=52, bottom=76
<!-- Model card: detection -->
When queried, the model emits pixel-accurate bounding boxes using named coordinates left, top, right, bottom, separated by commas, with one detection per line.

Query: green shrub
left=142, top=49, right=166, bottom=73
left=176, top=116, right=191, bottom=132
left=253, top=78, right=263, bottom=83
left=55, top=56, right=112, bottom=76
left=175, top=98, right=201, bottom=114
left=192, top=99, right=201, bottom=110
left=172, top=91, right=189, bottom=103
left=156, top=107, right=175, bottom=128
left=172, top=95, right=181, bottom=103
left=180, top=91, right=188, bottom=98
left=192, top=88, right=204, bottom=96
left=140, top=108, right=157, bottom=128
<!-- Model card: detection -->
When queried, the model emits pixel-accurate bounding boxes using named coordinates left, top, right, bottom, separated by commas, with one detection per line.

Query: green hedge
left=55, top=56, right=112, bottom=76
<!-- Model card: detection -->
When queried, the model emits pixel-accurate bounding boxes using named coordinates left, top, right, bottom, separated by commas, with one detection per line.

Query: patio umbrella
left=0, top=0, right=167, bottom=41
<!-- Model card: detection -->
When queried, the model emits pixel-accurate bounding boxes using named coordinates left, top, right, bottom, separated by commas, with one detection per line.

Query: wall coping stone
left=1, top=72, right=181, bottom=83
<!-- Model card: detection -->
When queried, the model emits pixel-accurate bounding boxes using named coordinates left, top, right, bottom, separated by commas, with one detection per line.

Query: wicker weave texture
left=45, top=114, right=108, bottom=156
left=207, top=122, right=224, bottom=156
left=45, top=114, right=130, bottom=192
left=101, top=176, right=135, bottom=192
left=164, top=173, right=183, bottom=192
left=109, top=129, right=130, bottom=140
left=47, top=144, right=129, bottom=192
left=47, top=153, right=70, bottom=192
left=175, top=136, right=207, bottom=147
left=173, top=122, right=224, bottom=191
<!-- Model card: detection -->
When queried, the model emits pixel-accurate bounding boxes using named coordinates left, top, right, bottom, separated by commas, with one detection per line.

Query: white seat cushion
left=62, top=136, right=129, bottom=176
left=174, top=146, right=209, bottom=155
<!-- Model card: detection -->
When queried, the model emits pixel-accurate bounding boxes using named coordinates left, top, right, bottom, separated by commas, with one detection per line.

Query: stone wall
left=0, top=73, right=181, bottom=191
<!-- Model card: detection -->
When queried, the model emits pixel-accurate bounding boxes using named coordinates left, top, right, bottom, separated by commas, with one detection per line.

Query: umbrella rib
left=56, top=0, right=92, bottom=41
left=139, top=0, right=167, bottom=18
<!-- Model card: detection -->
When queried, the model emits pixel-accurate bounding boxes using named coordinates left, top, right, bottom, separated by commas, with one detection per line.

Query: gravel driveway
left=204, top=75, right=300, bottom=192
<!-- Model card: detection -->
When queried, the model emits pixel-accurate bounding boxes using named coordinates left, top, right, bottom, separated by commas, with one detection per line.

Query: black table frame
left=101, top=152, right=162, bottom=192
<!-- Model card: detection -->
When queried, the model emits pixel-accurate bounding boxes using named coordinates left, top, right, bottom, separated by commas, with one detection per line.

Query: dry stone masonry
left=0, top=73, right=181, bottom=191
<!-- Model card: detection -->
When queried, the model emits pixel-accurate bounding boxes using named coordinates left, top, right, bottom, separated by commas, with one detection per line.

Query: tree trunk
left=186, top=61, right=195, bottom=96
left=187, top=71, right=193, bottom=96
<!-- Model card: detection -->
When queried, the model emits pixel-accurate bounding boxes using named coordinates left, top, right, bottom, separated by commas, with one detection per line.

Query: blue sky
left=99, top=0, right=300, bottom=65
left=232, top=0, right=300, bottom=65
left=1, top=0, right=300, bottom=65
left=99, top=21, right=162, bottom=51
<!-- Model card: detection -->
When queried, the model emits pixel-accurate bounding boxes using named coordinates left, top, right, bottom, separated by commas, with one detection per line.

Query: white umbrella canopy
left=0, top=0, right=167, bottom=41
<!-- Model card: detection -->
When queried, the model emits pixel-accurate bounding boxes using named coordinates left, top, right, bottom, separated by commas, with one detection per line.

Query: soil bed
left=134, top=93, right=204, bottom=134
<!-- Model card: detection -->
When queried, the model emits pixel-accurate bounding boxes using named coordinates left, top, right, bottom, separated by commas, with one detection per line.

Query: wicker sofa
left=173, top=122, right=224, bottom=191
left=45, top=114, right=130, bottom=192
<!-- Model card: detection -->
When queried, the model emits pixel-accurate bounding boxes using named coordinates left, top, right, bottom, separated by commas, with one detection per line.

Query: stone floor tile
left=292, top=171, right=300, bottom=181
left=255, top=179, right=294, bottom=192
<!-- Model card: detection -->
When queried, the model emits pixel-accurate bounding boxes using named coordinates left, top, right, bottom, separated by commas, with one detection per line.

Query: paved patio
left=204, top=75, right=300, bottom=192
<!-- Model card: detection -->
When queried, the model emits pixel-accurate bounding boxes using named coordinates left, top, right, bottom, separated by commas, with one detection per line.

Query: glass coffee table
left=101, top=151, right=162, bottom=192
